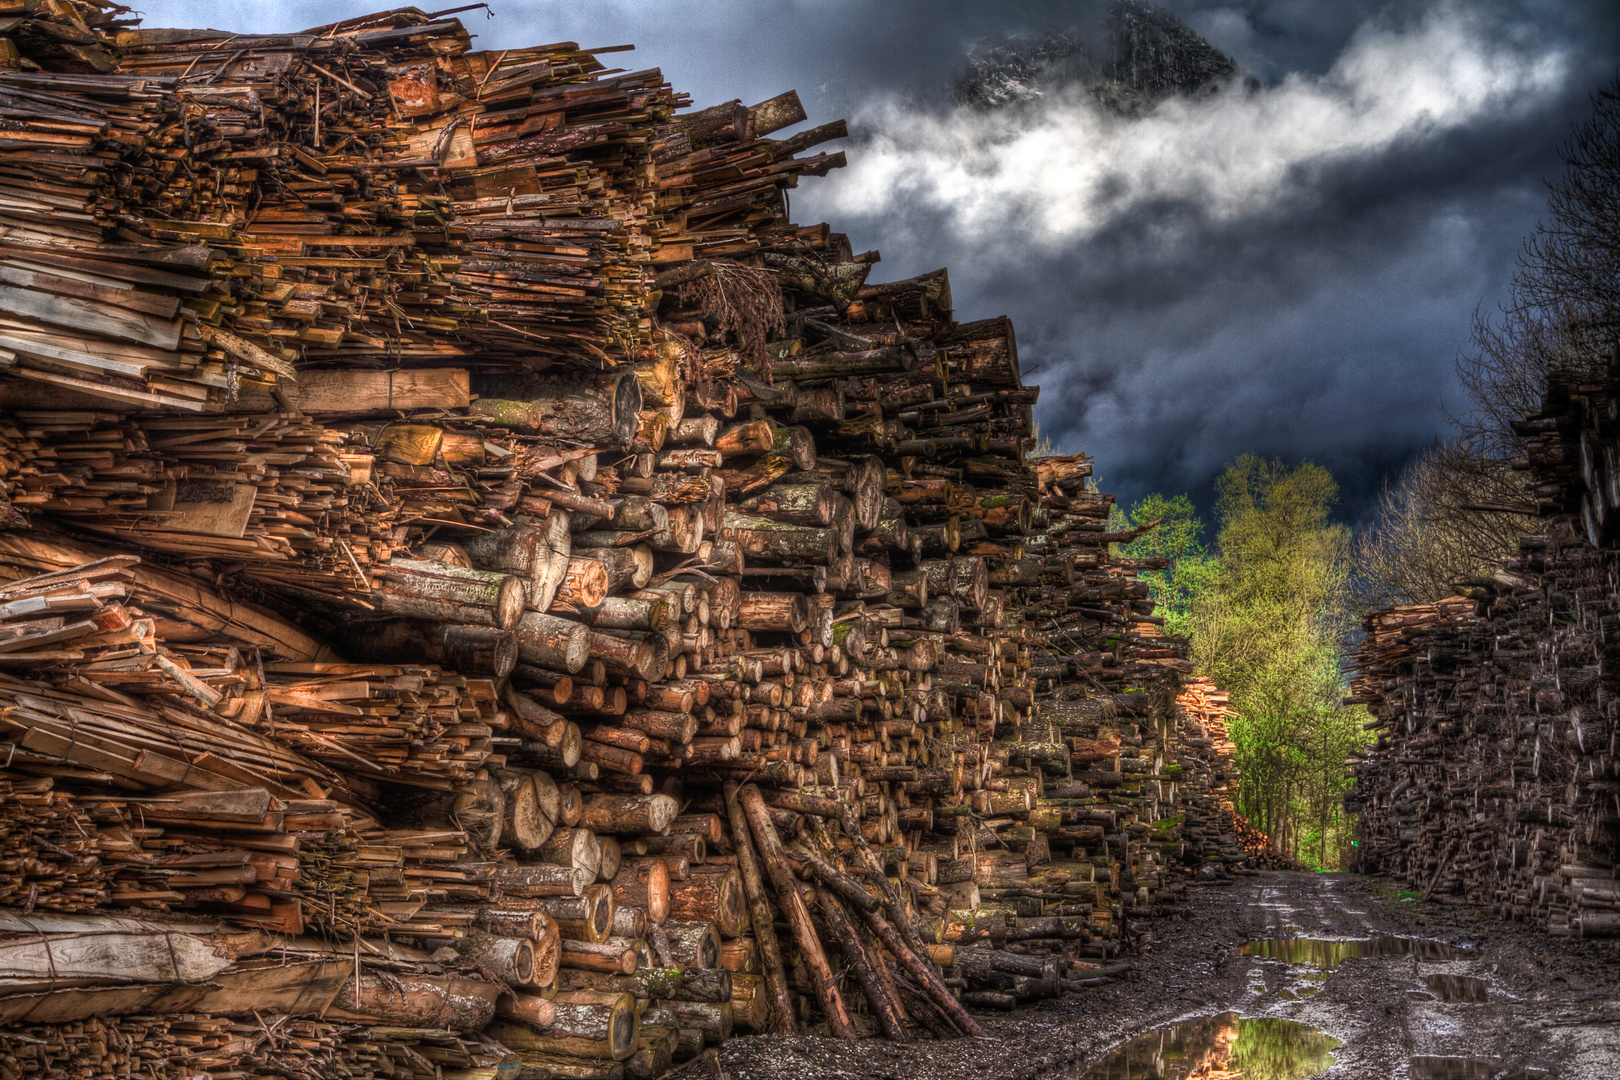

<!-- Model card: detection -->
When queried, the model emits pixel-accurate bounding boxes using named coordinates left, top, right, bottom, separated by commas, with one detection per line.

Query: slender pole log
left=789, top=839, right=879, bottom=914
left=863, top=919, right=912, bottom=1031
left=837, top=802, right=922, bottom=944
left=892, top=974, right=958, bottom=1039
left=819, top=891, right=908, bottom=1041
left=738, top=783, right=855, bottom=1039
left=857, top=904, right=983, bottom=1038
left=724, top=781, right=796, bottom=1036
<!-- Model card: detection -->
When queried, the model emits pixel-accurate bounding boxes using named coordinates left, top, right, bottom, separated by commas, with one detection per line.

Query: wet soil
left=678, top=872, right=1620, bottom=1080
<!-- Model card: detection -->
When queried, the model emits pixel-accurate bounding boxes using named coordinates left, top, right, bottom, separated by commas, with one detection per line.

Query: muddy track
left=676, top=871, right=1620, bottom=1080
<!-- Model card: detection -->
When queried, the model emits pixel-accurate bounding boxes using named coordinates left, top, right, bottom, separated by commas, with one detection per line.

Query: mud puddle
left=1070, top=1011, right=1340, bottom=1079
left=1239, top=934, right=1467, bottom=966
left=1422, top=973, right=1491, bottom=1003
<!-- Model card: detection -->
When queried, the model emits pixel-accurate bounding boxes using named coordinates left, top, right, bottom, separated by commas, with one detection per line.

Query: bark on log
left=737, top=784, right=855, bottom=1039
left=373, top=559, right=526, bottom=630
left=514, top=610, right=592, bottom=673
left=471, top=370, right=643, bottom=446
left=465, top=516, right=573, bottom=612
left=611, top=857, right=672, bottom=927
left=819, top=892, right=907, bottom=1041
left=580, top=793, right=680, bottom=834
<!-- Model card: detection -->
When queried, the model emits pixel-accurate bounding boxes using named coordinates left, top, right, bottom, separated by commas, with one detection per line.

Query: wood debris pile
left=1348, top=368, right=1620, bottom=936
left=0, top=4, right=1259, bottom=1075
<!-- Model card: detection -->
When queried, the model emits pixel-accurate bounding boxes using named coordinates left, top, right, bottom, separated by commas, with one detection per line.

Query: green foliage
left=1112, top=492, right=1218, bottom=638
left=1186, top=456, right=1373, bottom=870
left=1228, top=1017, right=1342, bottom=1080
left=1110, top=464, right=1371, bottom=869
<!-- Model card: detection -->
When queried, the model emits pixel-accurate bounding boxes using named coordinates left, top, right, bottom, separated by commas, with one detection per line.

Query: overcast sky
left=138, top=0, right=1620, bottom=523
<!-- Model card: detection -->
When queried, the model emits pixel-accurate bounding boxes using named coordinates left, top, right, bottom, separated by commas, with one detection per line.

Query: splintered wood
left=1348, top=370, right=1620, bottom=938
left=0, top=4, right=1257, bottom=1078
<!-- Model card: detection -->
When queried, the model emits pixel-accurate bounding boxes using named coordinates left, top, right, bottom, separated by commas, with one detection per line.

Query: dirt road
left=689, top=872, right=1620, bottom=1079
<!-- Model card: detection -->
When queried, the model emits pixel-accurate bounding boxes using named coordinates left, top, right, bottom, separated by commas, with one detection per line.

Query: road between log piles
left=680, top=872, right=1620, bottom=1080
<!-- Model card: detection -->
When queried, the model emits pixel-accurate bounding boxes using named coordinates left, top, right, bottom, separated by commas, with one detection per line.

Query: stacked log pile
left=1348, top=368, right=1620, bottom=936
left=0, top=3, right=1258, bottom=1074
left=1166, top=677, right=1288, bottom=873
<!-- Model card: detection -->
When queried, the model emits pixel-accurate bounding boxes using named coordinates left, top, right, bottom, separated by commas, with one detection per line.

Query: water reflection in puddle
left=1425, top=973, right=1489, bottom=1003
left=1239, top=935, right=1462, bottom=967
left=1073, top=1012, right=1340, bottom=1079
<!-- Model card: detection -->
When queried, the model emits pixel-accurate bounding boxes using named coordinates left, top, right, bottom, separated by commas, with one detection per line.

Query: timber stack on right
left=1348, top=365, right=1620, bottom=938
left=0, top=5, right=1255, bottom=1076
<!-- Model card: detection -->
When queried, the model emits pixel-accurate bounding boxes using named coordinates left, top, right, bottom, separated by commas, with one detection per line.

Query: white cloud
left=817, top=5, right=1568, bottom=251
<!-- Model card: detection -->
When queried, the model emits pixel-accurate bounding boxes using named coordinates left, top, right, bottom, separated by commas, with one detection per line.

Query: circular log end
left=697, top=924, right=721, bottom=969
left=514, top=938, right=537, bottom=986
left=561, top=722, right=583, bottom=769
left=494, top=575, right=527, bottom=631
left=647, top=857, right=672, bottom=925
left=587, top=883, right=616, bottom=942
left=718, top=868, right=748, bottom=938
left=630, top=544, right=655, bottom=589
left=607, top=992, right=638, bottom=1058
left=613, top=370, right=644, bottom=447
left=563, top=621, right=591, bottom=674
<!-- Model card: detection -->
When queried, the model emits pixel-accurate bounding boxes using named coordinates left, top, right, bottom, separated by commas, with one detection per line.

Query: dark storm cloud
left=793, top=0, right=1620, bottom=520
left=140, top=0, right=1620, bottom=520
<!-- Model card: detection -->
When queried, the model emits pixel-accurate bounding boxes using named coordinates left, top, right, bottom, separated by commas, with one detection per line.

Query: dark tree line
left=1358, top=76, right=1620, bottom=605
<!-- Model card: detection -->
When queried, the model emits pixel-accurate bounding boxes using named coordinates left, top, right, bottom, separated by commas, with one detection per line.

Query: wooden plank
left=244, top=368, right=471, bottom=414
left=0, top=283, right=182, bottom=348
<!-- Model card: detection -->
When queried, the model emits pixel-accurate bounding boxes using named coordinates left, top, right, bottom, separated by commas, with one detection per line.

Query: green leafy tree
left=1189, top=456, right=1371, bottom=869
left=1111, top=492, right=1218, bottom=637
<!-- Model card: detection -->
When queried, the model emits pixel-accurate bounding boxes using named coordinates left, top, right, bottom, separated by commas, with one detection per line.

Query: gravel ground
left=670, top=871, right=1620, bottom=1080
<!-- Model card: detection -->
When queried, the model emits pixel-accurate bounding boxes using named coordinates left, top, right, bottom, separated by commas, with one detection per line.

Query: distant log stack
left=0, top=3, right=1253, bottom=1073
left=1348, top=367, right=1620, bottom=937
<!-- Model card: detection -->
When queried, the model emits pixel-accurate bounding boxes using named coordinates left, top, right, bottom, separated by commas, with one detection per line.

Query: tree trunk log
left=721, top=512, right=838, bottom=565
left=514, top=610, right=592, bottom=673
left=538, top=883, right=615, bottom=943
left=660, top=919, right=721, bottom=970
left=330, top=973, right=499, bottom=1031
left=667, top=866, right=748, bottom=938
left=611, top=857, right=671, bottom=926
left=497, top=768, right=557, bottom=854
left=578, top=544, right=655, bottom=591
left=819, top=892, right=908, bottom=1041
left=580, top=793, right=680, bottom=834
left=487, top=987, right=638, bottom=1060
left=471, top=369, right=643, bottom=446
left=723, top=784, right=796, bottom=1034
left=737, top=784, right=855, bottom=1039
left=735, top=592, right=810, bottom=634
left=539, top=826, right=603, bottom=880
left=373, top=559, right=526, bottom=630
left=555, top=557, right=611, bottom=609
left=465, top=516, right=572, bottom=612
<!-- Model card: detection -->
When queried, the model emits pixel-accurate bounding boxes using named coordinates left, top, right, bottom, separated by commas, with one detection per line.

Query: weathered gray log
left=372, top=559, right=526, bottom=630
left=514, top=610, right=592, bottom=673
left=721, top=511, right=838, bottom=565
left=471, top=369, right=643, bottom=446
left=465, top=515, right=573, bottom=611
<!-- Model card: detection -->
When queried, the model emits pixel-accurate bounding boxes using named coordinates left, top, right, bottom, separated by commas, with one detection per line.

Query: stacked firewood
left=0, top=3, right=1259, bottom=1075
left=1348, top=369, right=1620, bottom=936
left=0, top=7, right=846, bottom=413
left=1161, top=678, right=1272, bottom=873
